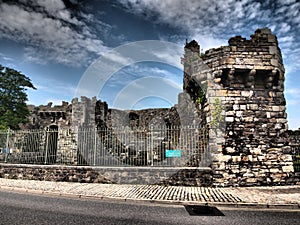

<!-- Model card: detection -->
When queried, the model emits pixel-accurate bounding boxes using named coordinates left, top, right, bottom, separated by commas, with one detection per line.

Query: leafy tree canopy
left=0, top=65, right=36, bottom=130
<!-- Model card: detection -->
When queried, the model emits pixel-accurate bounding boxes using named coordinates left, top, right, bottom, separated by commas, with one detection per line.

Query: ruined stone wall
left=24, top=101, right=72, bottom=130
left=184, top=28, right=295, bottom=186
left=71, top=96, right=97, bottom=128
left=106, top=107, right=179, bottom=129
left=21, top=101, right=75, bottom=164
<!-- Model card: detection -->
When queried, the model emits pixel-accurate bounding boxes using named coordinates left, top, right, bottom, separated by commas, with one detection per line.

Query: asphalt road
left=0, top=190, right=299, bottom=225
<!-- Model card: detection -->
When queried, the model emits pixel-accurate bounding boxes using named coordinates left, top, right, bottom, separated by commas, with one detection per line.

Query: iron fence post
left=150, top=126, right=154, bottom=166
left=4, top=128, right=10, bottom=163
left=93, top=127, right=97, bottom=166
left=44, top=128, right=49, bottom=164
left=74, top=127, right=77, bottom=165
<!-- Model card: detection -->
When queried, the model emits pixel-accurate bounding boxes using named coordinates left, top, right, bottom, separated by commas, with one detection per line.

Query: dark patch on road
left=184, top=205, right=225, bottom=216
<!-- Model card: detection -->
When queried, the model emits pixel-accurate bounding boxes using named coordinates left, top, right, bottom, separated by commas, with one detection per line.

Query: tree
left=0, top=65, right=36, bottom=130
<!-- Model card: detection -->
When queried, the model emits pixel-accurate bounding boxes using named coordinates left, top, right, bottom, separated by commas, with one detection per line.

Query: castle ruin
left=20, top=28, right=299, bottom=186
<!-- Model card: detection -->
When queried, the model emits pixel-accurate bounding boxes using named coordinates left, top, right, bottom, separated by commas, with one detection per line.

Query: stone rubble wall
left=0, top=163, right=212, bottom=186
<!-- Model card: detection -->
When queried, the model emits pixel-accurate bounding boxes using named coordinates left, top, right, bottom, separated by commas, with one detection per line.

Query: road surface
left=0, top=190, right=299, bottom=225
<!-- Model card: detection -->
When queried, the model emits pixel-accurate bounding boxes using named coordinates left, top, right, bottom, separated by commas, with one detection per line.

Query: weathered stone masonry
left=183, top=28, right=297, bottom=186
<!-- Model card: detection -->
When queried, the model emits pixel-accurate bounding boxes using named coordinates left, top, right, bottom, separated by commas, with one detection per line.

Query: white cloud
left=277, top=23, right=291, bottom=34
left=32, top=77, right=76, bottom=96
left=149, top=48, right=183, bottom=69
left=118, top=0, right=267, bottom=36
left=287, top=117, right=300, bottom=130
left=102, top=63, right=182, bottom=90
left=45, top=98, right=66, bottom=106
left=118, top=0, right=299, bottom=55
left=112, top=76, right=181, bottom=109
left=285, top=88, right=300, bottom=96
left=0, top=1, right=108, bottom=66
left=191, top=34, right=227, bottom=52
left=283, top=47, right=300, bottom=74
left=287, top=99, right=299, bottom=106
left=103, top=50, right=135, bottom=66
left=35, top=0, right=82, bottom=25
left=0, top=53, right=14, bottom=61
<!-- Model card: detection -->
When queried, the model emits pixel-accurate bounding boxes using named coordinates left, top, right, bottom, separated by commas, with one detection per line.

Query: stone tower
left=183, top=28, right=294, bottom=186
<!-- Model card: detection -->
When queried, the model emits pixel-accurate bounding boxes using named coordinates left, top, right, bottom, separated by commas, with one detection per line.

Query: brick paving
left=0, top=178, right=299, bottom=206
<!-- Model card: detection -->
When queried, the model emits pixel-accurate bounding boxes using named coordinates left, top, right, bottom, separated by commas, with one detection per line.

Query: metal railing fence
left=0, top=126, right=209, bottom=167
left=292, top=146, right=300, bottom=172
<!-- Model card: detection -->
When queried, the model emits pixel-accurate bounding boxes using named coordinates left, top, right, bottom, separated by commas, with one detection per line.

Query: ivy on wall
left=211, top=98, right=224, bottom=128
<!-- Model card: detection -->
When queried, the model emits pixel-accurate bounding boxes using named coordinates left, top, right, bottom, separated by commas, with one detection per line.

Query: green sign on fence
left=166, top=150, right=182, bottom=158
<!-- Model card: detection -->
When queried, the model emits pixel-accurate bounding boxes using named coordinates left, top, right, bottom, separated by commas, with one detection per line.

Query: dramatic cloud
left=285, top=88, right=300, bottom=106
left=0, top=0, right=108, bottom=66
left=118, top=0, right=265, bottom=36
left=118, top=0, right=300, bottom=77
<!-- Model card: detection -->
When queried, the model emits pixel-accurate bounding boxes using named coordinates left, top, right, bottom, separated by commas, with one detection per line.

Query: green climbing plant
left=211, top=98, right=224, bottom=128
left=195, top=82, right=207, bottom=105
left=184, top=53, right=204, bottom=66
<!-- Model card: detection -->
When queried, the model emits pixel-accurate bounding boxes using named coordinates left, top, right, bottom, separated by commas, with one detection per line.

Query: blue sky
left=0, top=0, right=299, bottom=130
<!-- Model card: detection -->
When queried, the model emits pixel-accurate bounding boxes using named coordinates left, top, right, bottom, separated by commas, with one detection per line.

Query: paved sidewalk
left=0, top=178, right=299, bottom=208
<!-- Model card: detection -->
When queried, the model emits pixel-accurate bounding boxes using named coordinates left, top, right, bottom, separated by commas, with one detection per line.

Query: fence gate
left=45, top=126, right=58, bottom=164
left=77, top=126, right=209, bottom=167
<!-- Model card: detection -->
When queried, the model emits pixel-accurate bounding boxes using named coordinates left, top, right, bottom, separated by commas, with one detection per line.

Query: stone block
left=215, top=89, right=228, bottom=96
left=247, top=155, right=253, bottom=161
left=231, top=168, right=241, bottom=175
left=232, top=156, right=240, bottom=162
left=233, top=104, right=239, bottom=110
left=241, top=91, right=253, bottom=97
left=231, top=46, right=237, bottom=51
left=270, top=168, right=280, bottom=173
left=240, top=105, right=246, bottom=110
left=236, top=111, right=243, bottom=117
left=282, top=166, right=294, bottom=173
left=254, top=65, right=267, bottom=70
left=280, top=154, right=292, bottom=161
left=250, top=148, right=262, bottom=155
left=226, top=111, right=235, bottom=116
left=248, top=104, right=259, bottom=110
left=269, top=46, right=277, bottom=54
left=276, top=118, right=287, bottom=123
left=225, top=117, right=234, bottom=122
left=243, top=171, right=255, bottom=177
left=244, top=117, right=253, bottom=122
left=272, top=106, right=280, bottom=111
left=226, top=58, right=235, bottom=64
left=214, top=154, right=232, bottom=162
left=226, top=147, right=237, bottom=153
left=233, top=65, right=248, bottom=69
left=272, top=177, right=282, bottom=183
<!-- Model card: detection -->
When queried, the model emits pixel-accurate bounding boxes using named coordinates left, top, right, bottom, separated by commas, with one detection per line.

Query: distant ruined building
left=22, top=28, right=299, bottom=186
